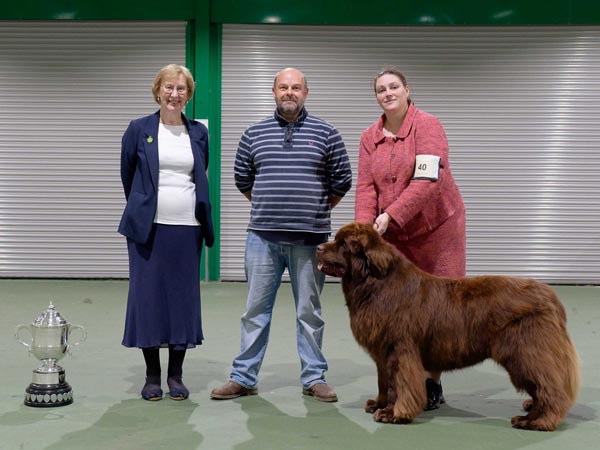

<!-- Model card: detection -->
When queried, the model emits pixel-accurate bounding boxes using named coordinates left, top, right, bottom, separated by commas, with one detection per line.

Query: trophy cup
left=15, top=302, right=86, bottom=407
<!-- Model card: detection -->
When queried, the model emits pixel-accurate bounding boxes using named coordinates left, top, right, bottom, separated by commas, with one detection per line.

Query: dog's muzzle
left=316, top=245, right=346, bottom=277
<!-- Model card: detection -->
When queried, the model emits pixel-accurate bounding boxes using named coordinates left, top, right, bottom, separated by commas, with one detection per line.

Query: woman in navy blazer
left=118, top=64, right=214, bottom=401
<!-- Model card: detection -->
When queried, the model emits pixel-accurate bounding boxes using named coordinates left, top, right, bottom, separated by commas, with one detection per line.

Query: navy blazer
left=118, top=111, right=214, bottom=248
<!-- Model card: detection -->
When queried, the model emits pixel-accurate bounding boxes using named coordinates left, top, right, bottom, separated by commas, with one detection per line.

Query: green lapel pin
left=147, top=136, right=154, bottom=144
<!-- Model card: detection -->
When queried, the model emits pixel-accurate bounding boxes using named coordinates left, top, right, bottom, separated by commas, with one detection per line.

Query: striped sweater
left=234, top=108, right=352, bottom=234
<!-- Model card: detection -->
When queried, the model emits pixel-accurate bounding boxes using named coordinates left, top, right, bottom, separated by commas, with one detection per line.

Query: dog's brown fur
left=317, top=222, right=579, bottom=431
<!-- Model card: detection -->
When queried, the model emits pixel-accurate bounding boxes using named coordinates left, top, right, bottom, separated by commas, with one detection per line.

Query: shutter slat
left=220, top=24, right=600, bottom=284
left=0, top=21, right=186, bottom=278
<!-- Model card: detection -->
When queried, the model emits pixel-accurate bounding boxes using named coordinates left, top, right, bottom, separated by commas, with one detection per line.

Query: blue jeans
left=230, top=231, right=328, bottom=389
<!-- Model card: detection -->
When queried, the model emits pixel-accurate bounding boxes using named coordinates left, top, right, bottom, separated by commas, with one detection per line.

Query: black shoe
left=167, top=376, right=190, bottom=400
left=141, top=376, right=163, bottom=401
left=425, top=378, right=444, bottom=411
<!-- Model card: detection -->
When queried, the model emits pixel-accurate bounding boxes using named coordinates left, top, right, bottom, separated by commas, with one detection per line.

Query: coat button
left=391, top=176, right=397, bottom=183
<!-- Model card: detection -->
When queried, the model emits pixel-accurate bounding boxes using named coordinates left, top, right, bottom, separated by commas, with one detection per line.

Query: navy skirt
left=122, top=224, right=203, bottom=350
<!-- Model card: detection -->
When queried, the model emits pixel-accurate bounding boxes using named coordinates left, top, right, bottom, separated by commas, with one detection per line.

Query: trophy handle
left=67, top=324, right=87, bottom=348
left=15, top=324, right=32, bottom=348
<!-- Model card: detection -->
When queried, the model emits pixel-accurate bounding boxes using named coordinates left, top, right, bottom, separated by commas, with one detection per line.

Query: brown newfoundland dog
left=317, top=222, right=579, bottom=431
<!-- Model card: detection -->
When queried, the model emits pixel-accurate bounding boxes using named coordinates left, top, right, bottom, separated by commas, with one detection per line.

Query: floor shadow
left=436, top=385, right=597, bottom=429
left=0, top=404, right=69, bottom=426
left=230, top=395, right=558, bottom=450
left=42, top=398, right=202, bottom=450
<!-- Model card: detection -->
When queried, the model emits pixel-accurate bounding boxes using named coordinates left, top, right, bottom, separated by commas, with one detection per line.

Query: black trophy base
left=24, top=382, right=73, bottom=407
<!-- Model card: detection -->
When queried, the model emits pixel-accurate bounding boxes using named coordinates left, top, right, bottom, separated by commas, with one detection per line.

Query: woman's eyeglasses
left=161, top=84, right=187, bottom=94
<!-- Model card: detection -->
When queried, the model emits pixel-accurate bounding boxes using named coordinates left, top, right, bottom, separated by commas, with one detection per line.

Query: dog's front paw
left=365, top=399, right=380, bottom=413
left=373, top=407, right=413, bottom=424
left=373, top=407, right=394, bottom=422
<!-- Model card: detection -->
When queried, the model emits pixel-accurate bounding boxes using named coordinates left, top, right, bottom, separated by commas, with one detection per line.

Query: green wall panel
left=1, top=0, right=196, bottom=20
left=206, top=23, right=222, bottom=280
left=2, top=1, right=600, bottom=24
left=210, top=0, right=600, bottom=25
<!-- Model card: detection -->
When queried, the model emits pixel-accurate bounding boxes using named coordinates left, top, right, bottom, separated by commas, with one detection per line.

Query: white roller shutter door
left=221, top=25, right=600, bottom=284
left=0, top=21, right=186, bottom=277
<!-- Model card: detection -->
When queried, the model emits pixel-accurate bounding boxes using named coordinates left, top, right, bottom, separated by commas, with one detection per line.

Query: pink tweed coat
left=355, top=102, right=466, bottom=275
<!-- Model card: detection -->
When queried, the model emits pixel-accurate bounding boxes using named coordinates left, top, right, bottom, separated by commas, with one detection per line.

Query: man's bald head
left=273, top=68, right=308, bottom=89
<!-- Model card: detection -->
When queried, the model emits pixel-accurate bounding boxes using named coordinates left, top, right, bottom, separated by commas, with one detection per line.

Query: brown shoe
left=210, top=380, right=258, bottom=400
left=302, top=383, right=338, bottom=402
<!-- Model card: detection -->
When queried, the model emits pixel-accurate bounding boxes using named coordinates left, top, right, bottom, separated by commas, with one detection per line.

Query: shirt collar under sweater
left=274, top=107, right=309, bottom=127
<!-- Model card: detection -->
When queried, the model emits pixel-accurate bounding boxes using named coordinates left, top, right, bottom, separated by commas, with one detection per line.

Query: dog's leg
left=365, top=357, right=389, bottom=413
left=493, top=318, right=579, bottom=431
left=510, top=359, right=576, bottom=432
left=522, top=399, right=534, bottom=412
left=373, top=347, right=426, bottom=424
left=509, top=380, right=565, bottom=431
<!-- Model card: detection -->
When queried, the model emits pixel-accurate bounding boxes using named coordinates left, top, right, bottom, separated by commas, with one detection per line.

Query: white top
left=154, top=123, right=199, bottom=226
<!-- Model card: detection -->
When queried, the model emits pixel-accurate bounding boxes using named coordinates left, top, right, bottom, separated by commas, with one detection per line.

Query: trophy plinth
left=16, top=303, right=85, bottom=407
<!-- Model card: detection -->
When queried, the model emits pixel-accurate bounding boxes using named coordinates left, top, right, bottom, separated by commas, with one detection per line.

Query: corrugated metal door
left=0, top=21, right=186, bottom=277
left=221, top=25, right=600, bottom=284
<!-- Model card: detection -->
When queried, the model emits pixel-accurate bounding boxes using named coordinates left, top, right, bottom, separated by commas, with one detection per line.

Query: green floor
left=0, top=280, right=598, bottom=450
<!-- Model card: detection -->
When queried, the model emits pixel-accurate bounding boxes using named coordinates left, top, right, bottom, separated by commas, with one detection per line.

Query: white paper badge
left=413, top=154, right=441, bottom=181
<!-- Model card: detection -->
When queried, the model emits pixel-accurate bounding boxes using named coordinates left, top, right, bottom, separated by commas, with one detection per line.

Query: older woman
left=118, top=64, right=214, bottom=401
left=355, top=66, right=466, bottom=410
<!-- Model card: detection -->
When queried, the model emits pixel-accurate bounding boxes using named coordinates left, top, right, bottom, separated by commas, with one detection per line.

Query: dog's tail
left=544, top=289, right=580, bottom=408
left=533, top=318, right=581, bottom=429
left=550, top=294, right=580, bottom=406
left=538, top=314, right=580, bottom=410
left=562, top=334, right=580, bottom=405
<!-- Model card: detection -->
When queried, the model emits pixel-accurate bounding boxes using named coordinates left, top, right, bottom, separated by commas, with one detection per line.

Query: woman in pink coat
left=355, top=66, right=466, bottom=411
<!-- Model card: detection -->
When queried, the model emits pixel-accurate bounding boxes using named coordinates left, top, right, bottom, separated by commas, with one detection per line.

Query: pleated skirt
left=122, top=224, right=203, bottom=350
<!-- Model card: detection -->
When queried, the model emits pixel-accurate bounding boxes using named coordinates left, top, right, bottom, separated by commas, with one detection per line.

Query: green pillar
left=187, top=1, right=221, bottom=280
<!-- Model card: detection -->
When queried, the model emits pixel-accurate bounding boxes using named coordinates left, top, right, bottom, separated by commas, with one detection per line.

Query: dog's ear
left=342, top=232, right=371, bottom=278
left=364, top=243, right=394, bottom=278
left=346, top=225, right=394, bottom=279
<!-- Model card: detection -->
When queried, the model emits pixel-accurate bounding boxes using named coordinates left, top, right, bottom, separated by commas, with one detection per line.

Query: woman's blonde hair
left=152, top=64, right=195, bottom=104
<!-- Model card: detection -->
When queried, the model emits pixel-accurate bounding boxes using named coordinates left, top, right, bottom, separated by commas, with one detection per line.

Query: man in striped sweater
left=211, top=68, right=352, bottom=402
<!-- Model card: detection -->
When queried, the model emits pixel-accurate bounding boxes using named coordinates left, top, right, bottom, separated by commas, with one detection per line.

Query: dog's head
left=317, top=222, right=395, bottom=280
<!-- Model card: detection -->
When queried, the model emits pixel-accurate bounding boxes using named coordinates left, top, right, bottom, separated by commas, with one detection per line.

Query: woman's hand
left=374, top=212, right=390, bottom=235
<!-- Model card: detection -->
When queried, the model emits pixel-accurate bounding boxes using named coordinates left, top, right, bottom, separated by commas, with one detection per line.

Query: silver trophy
left=15, top=302, right=86, bottom=407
